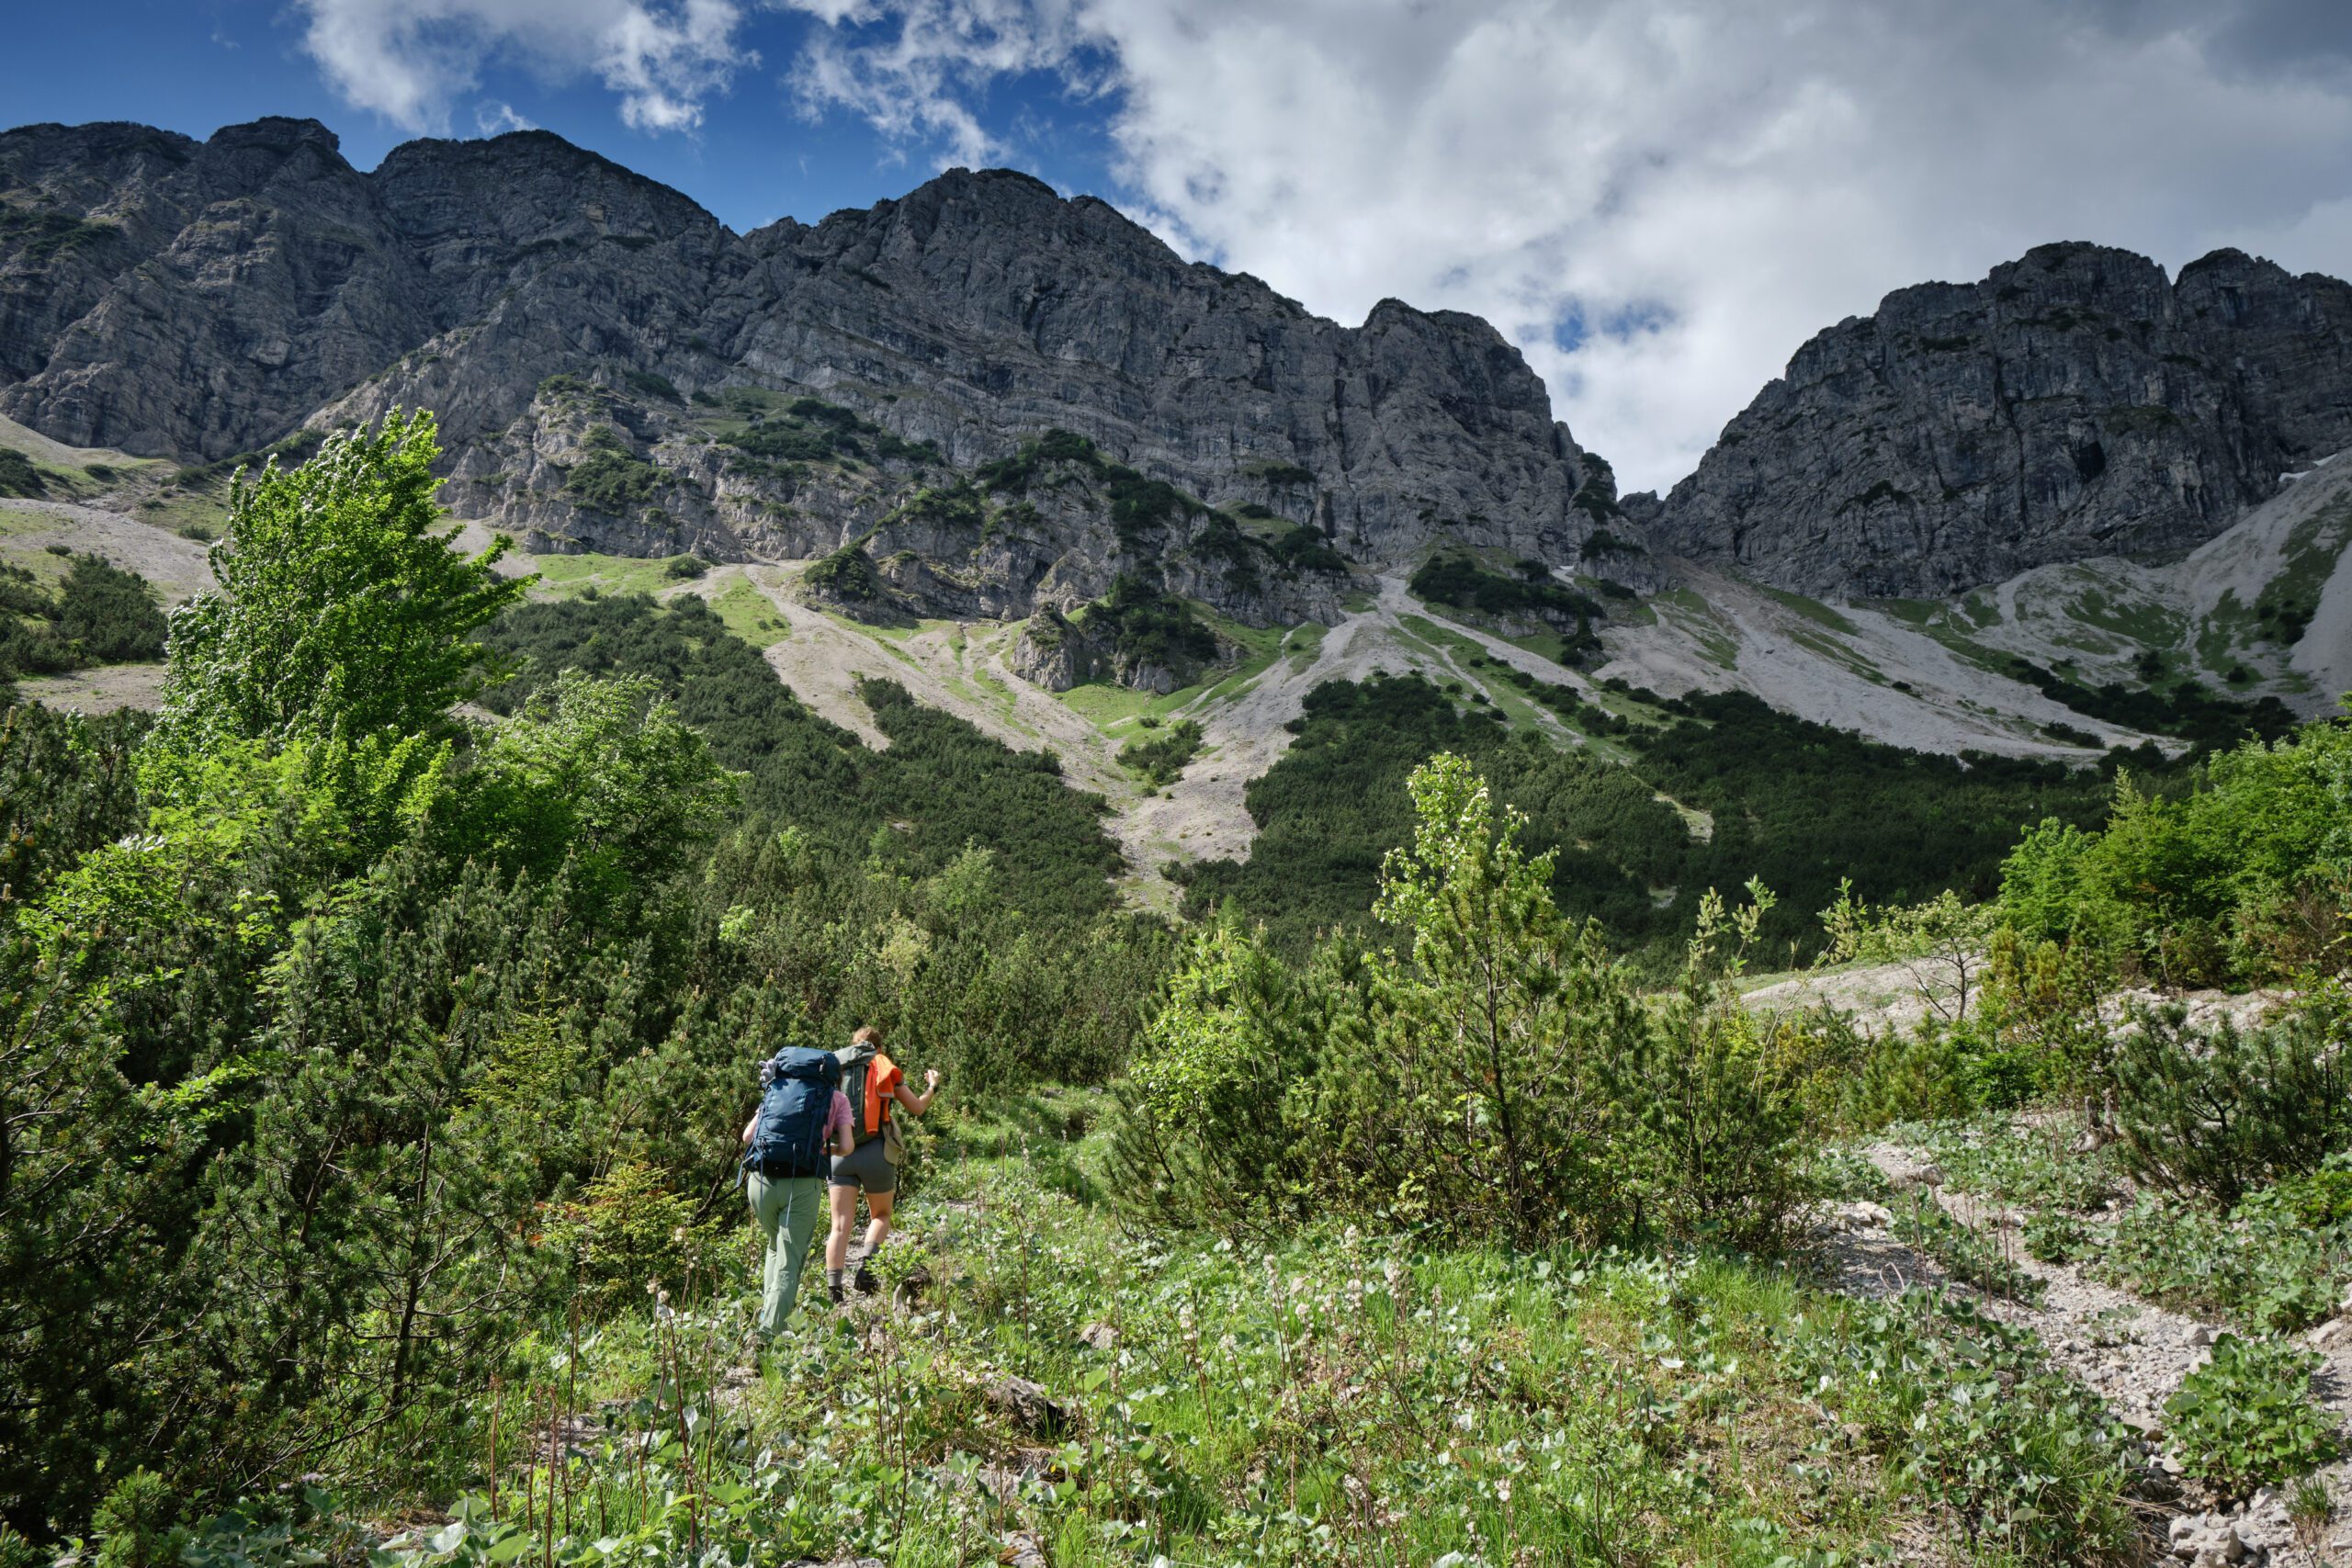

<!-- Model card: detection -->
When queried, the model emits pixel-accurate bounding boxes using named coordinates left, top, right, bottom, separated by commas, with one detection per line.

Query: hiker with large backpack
left=823, top=1024, right=942, bottom=1300
left=739, top=1046, right=855, bottom=1341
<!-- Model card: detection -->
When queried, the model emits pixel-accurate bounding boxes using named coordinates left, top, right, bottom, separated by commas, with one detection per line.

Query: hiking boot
left=827, top=1278, right=845, bottom=1305
left=853, top=1258, right=877, bottom=1296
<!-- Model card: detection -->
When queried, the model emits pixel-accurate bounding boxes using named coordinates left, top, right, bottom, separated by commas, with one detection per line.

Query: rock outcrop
left=0, top=118, right=1611, bottom=640
left=1645, top=243, right=2352, bottom=597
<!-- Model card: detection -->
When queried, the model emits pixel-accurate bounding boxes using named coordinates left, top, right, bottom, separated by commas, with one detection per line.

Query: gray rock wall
left=0, top=118, right=1605, bottom=595
left=1647, top=243, right=2352, bottom=597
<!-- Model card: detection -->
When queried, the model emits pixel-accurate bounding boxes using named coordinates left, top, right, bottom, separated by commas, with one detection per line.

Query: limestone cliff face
left=1645, top=243, right=2352, bottom=597
left=0, top=118, right=1610, bottom=637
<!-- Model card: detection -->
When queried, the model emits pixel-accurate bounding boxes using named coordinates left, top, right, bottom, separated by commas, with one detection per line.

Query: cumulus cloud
left=778, top=0, right=1109, bottom=166
left=776, top=0, right=2352, bottom=491
left=297, top=0, right=755, bottom=136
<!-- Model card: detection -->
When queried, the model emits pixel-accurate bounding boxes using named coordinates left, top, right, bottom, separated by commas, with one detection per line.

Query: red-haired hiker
left=823, top=1024, right=942, bottom=1300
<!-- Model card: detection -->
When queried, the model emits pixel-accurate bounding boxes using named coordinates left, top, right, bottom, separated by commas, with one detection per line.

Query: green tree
left=1335, top=753, right=1647, bottom=1248
left=152, top=412, right=526, bottom=757
left=438, top=671, right=741, bottom=925
left=55, top=555, right=166, bottom=664
left=1641, top=883, right=1815, bottom=1249
left=173, top=852, right=638, bottom=1497
left=1818, top=878, right=2001, bottom=1022
left=2111, top=988, right=2352, bottom=1208
left=1108, top=918, right=1344, bottom=1236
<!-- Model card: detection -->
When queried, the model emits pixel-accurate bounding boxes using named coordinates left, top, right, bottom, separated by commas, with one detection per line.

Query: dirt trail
left=1828, top=1141, right=2352, bottom=1566
left=17, top=662, right=168, bottom=714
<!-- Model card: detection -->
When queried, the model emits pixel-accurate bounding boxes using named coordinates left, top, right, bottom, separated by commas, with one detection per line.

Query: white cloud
left=775, top=0, right=2352, bottom=491
left=778, top=0, right=1102, bottom=167
left=474, top=99, right=536, bottom=135
left=297, top=0, right=756, bottom=137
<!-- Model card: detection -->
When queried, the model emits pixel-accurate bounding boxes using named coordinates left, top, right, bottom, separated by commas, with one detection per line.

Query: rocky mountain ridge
left=6, top=114, right=2349, bottom=716
left=1644, top=242, right=2352, bottom=597
left=0, top=116, right=1609, bottom=646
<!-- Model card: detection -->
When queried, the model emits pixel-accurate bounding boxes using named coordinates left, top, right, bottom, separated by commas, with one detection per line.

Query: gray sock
left=826, top=1269, right=844, bottom=1288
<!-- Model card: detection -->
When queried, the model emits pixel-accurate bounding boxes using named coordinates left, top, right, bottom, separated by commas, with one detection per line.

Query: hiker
left=740, top=1046, right=855, bottom=1341
left=823, top=1024, right=942, bottom=1300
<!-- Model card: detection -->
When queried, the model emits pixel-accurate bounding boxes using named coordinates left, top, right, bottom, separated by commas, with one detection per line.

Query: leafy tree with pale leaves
left=153, top=410, right=526, bottom=753
left=144, top=412, right=527, bottom=863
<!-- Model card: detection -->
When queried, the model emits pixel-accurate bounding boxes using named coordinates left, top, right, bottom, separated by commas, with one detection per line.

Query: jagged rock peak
left=0, top=115, right=1618, bottom=613
left=1648, top=241, right=2352, bottom=598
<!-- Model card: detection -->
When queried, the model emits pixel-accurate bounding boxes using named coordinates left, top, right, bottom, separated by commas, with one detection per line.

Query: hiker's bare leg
left=825, top=1183, right=858, bottom=1271
left=862, top=1190, right=896, bottom=1257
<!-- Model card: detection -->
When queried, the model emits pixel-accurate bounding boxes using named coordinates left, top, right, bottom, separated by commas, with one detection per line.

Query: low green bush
left=1409, top=552, right=1600, bottom=629
left=803, top=541, right=884, bottom=602
left=2256, top=1167, right=2352, bottom=1228
left=2112, top=990, right=2352, bottom=1208
left=0, top=449, right=46, bottom=499
left=1794, top=1293, right=2139, bottom=1563
left=2165, top=1334, right=2338, bottom=1499
left=1118, top=717, right=1202, bottom=786
left=1078, top=574, right=1216, bottom=673
left=94, top=1468, right=181, bottom=1568
left=563, top=427, right=664, bottom=513
left=2001, top=718, right=2352, bottom=984
left=57, top=553, right=167, bottom=661
left=0, top=554, right=168, bottom=676
left=1117, top=759, right=1819, bottom=1254
left=2093, top=1195, right=2348, bottom=1331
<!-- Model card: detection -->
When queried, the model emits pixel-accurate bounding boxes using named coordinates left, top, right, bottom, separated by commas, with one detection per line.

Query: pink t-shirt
left=824, top=1089, right=854, bottom=1146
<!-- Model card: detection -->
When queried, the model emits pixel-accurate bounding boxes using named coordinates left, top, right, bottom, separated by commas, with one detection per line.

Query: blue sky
left=10, top=1, right=2352, bottom=491
left=5, top=3, right=1125, bottom=233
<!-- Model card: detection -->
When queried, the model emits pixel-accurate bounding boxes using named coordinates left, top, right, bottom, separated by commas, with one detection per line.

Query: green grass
left=1054, top=680, right=1163, bottom=730
left=530, top=551, right=707, bottom=599
left=2245, top=500, right=2352, bottom=650
left=132, top=483, right=232, bottom=542
left=1653, top=588, right=1742, bottom=671
left=1870, top=597, right=1943, bottom=628
left=2064, top=586, right=2184, bottom=649
left=818, top=611, right=925, bottom=668
left=1283, top=619, right=1328, bottom=671
left=853, top=614, right=960, bottom=647
left=1057, top=619, right=1321, bottom=739
left=1394, top=615, right=1566, bottom=732
left=707, top=574, right=791, bottom=649
left=1757, top=583, right=1860, bottom=636
left=0, top=530, right=79, bottom=590
left=249, top=1094, right=2143, bottom=1568
left=1781, top=622, right=1888, bottom=684
left=2198, top=589, right=2263, bottom=671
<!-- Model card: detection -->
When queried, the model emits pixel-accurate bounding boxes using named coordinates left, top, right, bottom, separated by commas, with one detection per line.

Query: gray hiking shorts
left=830, top=1136, right=897, bottom=1195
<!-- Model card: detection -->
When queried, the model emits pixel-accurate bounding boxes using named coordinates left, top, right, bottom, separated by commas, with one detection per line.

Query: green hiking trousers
left=746, top=1170, right=825, bottom=1338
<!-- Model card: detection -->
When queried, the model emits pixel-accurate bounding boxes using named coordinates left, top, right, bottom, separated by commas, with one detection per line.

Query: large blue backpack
left=742, top=1047, right=841, bottom=1179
